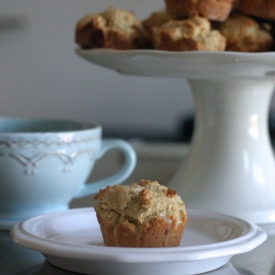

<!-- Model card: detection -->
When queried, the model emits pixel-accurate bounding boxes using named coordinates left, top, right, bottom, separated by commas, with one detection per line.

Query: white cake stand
left=76, top=49, right=275, bottom=224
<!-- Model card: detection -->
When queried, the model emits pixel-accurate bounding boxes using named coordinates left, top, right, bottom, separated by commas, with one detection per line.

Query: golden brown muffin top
left=153, top=16, right=226, bottom=51
left=94, top=180, right=186, bottom=227
left=218, top=13, right=273, bottom=52
left=76, top=6, right=142, bottom=35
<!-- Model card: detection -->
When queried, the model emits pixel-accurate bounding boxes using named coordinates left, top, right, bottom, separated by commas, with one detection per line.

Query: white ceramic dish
left=75, top=48, right=275, bottom=80
left=11, top=207, right=266, bottom=275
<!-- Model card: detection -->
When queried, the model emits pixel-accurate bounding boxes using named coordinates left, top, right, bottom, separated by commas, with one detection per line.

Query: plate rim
left=75, top=48, right=275, bottom=57
left=75, top=48, right=275, bottom=66
left=11, top=207, right=267, bottom=263
left=75, top=48, right=275, bottom=80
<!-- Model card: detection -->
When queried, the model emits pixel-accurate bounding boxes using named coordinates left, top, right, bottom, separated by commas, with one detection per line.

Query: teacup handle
left=75, top=139, right=136, bottom=198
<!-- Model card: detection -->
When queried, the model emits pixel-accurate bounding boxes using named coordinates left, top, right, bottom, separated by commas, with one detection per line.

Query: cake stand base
left=169, top=79, right=275, bottom=224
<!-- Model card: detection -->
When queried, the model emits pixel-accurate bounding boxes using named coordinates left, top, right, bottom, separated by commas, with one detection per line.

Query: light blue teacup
left=0, top=118, right=136, bottom=229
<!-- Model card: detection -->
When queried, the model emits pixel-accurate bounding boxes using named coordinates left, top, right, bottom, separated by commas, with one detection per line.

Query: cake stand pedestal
left=169, top=79, right=275, bottom=224
left=76, top=49, right=275, bottom=224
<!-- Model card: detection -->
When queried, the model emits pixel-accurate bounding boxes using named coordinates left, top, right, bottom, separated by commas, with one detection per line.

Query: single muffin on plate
left=94, top=179, right=188, bottom=247
left=75, top=6, right=147, bottom=49
left=165, top=0, right=235, bottom=22
left=218, top=13, right=274, bottom=52
left=152, top=16, right=226, bottom=51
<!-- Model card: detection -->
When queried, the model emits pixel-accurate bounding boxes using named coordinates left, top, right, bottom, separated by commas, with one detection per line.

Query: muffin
left=218, top=13, right=274, bottom=52
left=237, top=0, right=275, bottom=21
left=94, top=180, right=188, bottom=247
left=165, top=0, right=235, bottom=22
left=152, top=16, right=226, bottom=51
left=75, top=6, right=147, bottom=49
left=142, top=10, right=177, bottom=48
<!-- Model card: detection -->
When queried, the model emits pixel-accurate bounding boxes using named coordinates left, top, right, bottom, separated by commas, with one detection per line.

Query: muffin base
left=96, top=213, right=188, bottom=247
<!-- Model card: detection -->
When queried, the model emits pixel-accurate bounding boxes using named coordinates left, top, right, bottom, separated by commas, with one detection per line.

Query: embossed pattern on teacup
left=5, top=149, right=97, bottom=175
left=0, top=135, right=100, bottom=147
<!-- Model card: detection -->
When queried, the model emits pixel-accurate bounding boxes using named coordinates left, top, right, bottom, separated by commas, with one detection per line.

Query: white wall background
left=0, top=0, right=194, bottom=140
left=4, top=1, right=275, bottom=140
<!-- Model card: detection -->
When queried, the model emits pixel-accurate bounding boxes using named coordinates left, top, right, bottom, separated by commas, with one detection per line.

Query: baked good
left=165, top=0, right=235, bottom=22
left=232, top=0, right=240, bottom=9
left=237, top=0, right=275, bottom=21
left=94, top=180, right=188, bottom=247
left=142, top=11, right=176, bottom=48
left=218, top=13, right=274, bottom=52
left=142, top=10, right=176, bottom=30
left=152, top=16, right=226, bottom=51
left=75, top=7, right=147, bottom=49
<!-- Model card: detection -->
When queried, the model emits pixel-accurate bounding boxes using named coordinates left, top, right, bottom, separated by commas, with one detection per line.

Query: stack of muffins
left=75, top=0, right=275, bottom=52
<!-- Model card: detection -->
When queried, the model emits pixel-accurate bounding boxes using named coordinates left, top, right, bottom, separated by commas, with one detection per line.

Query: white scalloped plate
left=75, top=48, right=275, bottom=80
left=11, top=208, right=266, bottom=275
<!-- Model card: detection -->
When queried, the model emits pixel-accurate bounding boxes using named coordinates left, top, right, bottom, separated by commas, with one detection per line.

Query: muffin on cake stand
left=76, top=48, right=275, bottom=224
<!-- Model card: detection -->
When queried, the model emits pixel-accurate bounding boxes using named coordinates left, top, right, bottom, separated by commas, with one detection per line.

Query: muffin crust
left=94, top=180, right=188, bottom=247
left=153, top=16, right=226, bottom=51
left=218, top=13, right=274, bottom=52
left=165, top=0, right=235, bottom=21
left=237, top=0, right=275, bottom=21
left=75, top=7, right=147, bottom=49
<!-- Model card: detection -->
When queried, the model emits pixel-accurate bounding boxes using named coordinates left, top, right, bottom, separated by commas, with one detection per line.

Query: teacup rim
left=0, top=117, right=101, bottom=135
